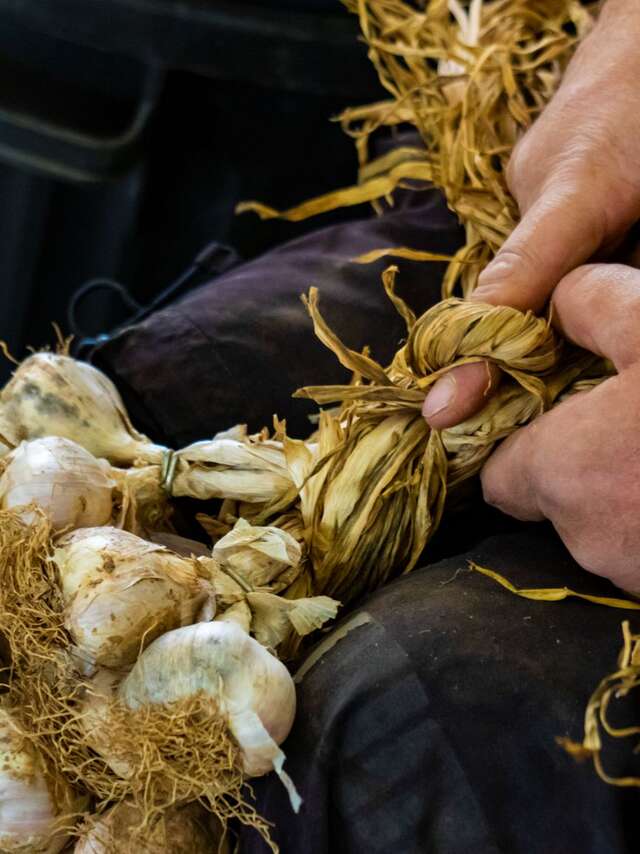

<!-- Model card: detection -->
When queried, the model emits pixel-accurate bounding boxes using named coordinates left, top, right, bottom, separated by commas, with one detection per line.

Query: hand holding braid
left=295, top=286, right=604, bottom=601
left=483, top=264, right=640, bottom=595
left=424, top=0, right=640, bottom=429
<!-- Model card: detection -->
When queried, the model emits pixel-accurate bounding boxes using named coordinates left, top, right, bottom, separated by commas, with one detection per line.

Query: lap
left=240, top=524, right=637, bottom=854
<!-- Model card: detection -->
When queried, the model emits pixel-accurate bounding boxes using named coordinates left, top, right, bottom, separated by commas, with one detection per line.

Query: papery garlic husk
left=112, top=466, right=169, bottom=536
left=149, top=531, right=211, bottom=559
left=77, top=668, right=133, bottom=779
left=119, top=621, right=300, bottom=807
left=0, top=352, right=166, bottom=465
left=246, top=591, right=339, bottom=649
left=0, top=707, right=84, bottom=853
left=0, top=437, right=115, bottom=532
left=53, top=528, right=215, bottom=668
left=170, top=436, right=296, bottom=504
left=197, top=557, right=246, bottom=609
left=74, top=802, right=223, bottom=854
left=214, top=599, right=252, bottom=633
left=212, top=424, right=251, bottom=442
left=213, top=518, right=302, bottom=588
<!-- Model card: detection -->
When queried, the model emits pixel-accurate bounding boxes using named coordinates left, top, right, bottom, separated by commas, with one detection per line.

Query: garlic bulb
left=74, top=803, right=221, bottom=854
left=0, top=707, right=81, bottom=853
left=0, top=353, right=165, bottom=465
left=213, top=518, right=302, bottom=588
left=0, top=437, right=114, bottom=532
left=53, top=528, right=215, bottom=668
left=120, top=621, right=300, bottom=807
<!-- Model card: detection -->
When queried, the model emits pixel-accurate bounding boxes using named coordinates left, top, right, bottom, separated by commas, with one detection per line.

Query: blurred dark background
left=0, top=0, right=380, bottom=382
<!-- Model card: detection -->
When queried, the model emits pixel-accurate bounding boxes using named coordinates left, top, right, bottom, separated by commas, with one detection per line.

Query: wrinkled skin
left=481, top=264, right=640, bottom=595
left=421, top=0, right=640, bottom=592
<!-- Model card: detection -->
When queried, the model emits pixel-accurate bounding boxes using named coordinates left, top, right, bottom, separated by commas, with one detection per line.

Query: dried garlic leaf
left=286, top=597, right=340, bottom=637
left=172, top=437, right=295, bottom=504
left=215, top=600, right=252, bottom=633
left=469, top=562, right=640, bottom=610
left=213, top=518, right=302, bottom=588
left=247, top=591, right=339, bottom=650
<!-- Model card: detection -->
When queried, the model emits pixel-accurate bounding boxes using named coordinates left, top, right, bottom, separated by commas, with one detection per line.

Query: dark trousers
left=240, top=525, right=637, bottom=853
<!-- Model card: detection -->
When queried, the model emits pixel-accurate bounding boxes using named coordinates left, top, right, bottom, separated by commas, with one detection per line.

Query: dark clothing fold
left=241, top=527, right=636, bottom=854
left=94, top=191, right=462, bottom=447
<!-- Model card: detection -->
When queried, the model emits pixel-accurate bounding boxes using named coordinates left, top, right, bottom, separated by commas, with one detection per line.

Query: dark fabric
left=240, top=525, right=637, bottom=854
left=93, top=191, right=463, bottom=448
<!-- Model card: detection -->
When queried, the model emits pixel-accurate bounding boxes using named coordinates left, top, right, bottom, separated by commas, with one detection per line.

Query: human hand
left=423, top=0, right=640, bottom=429
left=481, top=263, right=640, bottom=594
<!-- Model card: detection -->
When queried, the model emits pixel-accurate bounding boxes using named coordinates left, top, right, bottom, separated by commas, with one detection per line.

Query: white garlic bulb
left=0, top=437, right=114, bottom=532
left=0, top=707, right=82, bottom=853
left=53, top=528, right=215, bottom=668
left=74, top=803, right=220, bottom=854
left=0, top=352, right=166, bottom=465
left=120, top=622, right=300, bottom=807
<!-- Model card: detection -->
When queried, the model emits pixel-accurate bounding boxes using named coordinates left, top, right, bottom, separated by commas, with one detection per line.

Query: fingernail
left=423, top=373, right=457, bottom=419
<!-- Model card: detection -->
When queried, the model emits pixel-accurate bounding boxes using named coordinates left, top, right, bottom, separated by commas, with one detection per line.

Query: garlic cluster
left=0, top=435, right=170, bottom=537
left=0, top=352, right=347, bottom=848
left=54, top=528, right=215, bottom=668
left=0, top=707, right=83, bottom=853
left=0, top=437, right=114, bottom=532
left=120, top=621, right=300, bottom=805
left=0, top=354, right=296, bottom=509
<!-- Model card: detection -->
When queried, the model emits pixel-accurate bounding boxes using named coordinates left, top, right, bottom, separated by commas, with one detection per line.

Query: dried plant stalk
left=558, top=621, right=640, bottom=788
left=240, top=1, right=597, bottom=296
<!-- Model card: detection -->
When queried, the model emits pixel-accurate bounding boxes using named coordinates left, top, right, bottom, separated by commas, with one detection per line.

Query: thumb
left=472, top=184, right=608, bottom=311
left=425, top=182, right=608, bottom=429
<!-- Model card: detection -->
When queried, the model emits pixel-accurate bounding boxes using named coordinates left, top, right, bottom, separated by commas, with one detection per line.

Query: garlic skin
left=213, top=518, right=302, bottom=588
left=77, top=668, right=132, bottom=779
left=171, top=437, right=295, bottom=504
left=54, top=528, right=215, bottom=668
left=120, top=622, right=297, bottom=783
left=149, top=532, right=211, bottom=559
left=74, top=803, right=221, bottom=854
left=0, top=353, right=165, bottom=465
left=0, top=707, right=79, bottom=853
left=0, top=437, right=114, bottom=532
